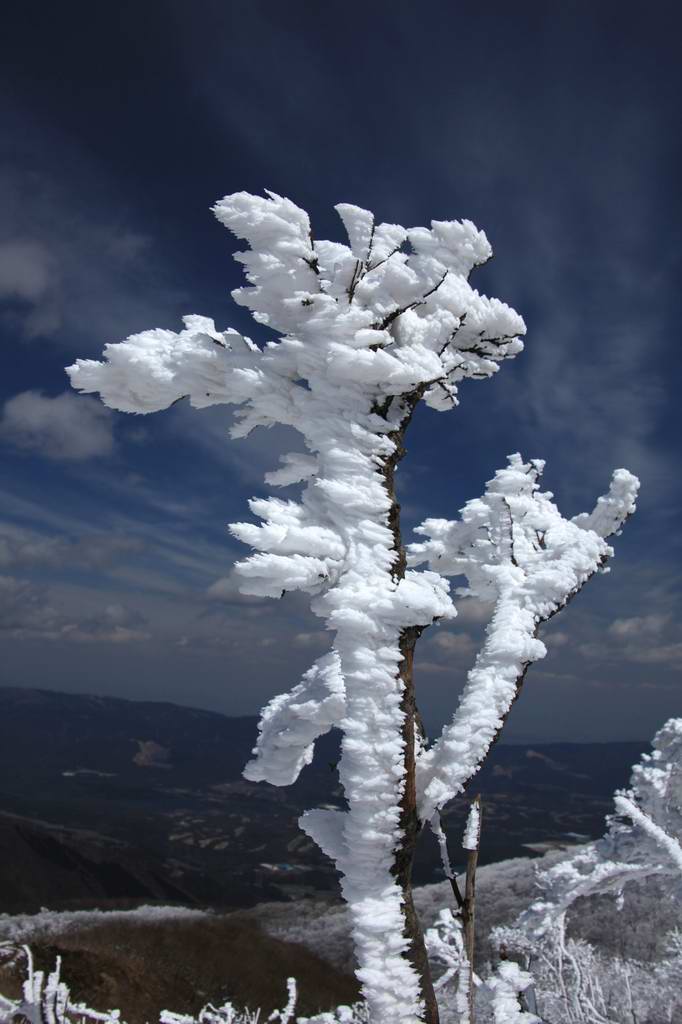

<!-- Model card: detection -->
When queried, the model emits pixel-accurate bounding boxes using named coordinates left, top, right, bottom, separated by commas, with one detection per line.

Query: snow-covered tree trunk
left=295, top=390, right=447, bottom=1023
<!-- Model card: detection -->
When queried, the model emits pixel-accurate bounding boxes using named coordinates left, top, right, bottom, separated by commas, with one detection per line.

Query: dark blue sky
left=1, top=1, right=680, bottom=740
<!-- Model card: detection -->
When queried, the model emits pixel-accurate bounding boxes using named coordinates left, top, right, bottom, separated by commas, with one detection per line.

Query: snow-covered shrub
left=67, top=191, right=638, bottom=1023
left=516, top=717, right=682, bottom=938
left=491, top=919, right=682, bottom=1024
left=488, top=718, right=682, bottom=1023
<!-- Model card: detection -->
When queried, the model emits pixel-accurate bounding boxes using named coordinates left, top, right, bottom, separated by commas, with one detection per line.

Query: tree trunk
left=394, top=625, right=440, bottom=1024
left=381, top=393, right=439, bottom=1024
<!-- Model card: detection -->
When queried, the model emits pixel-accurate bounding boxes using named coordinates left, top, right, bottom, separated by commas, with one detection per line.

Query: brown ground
left=0, top=915, right=360, bottom=1022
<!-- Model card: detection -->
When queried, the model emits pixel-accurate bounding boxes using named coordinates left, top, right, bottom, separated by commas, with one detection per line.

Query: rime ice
left=409, top=455, right=638, bottom=825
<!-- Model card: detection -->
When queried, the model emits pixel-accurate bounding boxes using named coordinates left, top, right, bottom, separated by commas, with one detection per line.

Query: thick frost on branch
left=516, top=717, right=682, bottom=938
left=243, top=652, right=344, bottom=786
left=572, top=467, right=640, bottom=539
left=462, top=800, right=481, bottom=852
left=409, top=455, right=639, bottom=822
left=68, top=192, right=525, bottom=425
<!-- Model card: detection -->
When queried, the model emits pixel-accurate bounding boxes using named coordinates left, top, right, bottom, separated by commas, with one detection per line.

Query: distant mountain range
left=0, top=686, right=647, bottom=914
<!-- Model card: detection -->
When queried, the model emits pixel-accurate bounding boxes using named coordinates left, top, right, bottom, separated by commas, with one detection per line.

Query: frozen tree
left=67, top=191, right=638, bottom=1024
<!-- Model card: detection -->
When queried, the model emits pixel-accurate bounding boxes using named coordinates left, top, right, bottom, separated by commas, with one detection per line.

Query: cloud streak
left=0, top=390, right=115, bottom=460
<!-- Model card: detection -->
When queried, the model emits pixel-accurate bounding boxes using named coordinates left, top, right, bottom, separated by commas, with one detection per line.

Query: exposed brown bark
left=377, top=386, right=440, bottom=1024
left=393, top=624, right=439, bottom=1024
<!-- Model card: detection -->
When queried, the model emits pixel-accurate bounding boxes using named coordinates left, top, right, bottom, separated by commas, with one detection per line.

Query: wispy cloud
left=0, top=390, right=115, bottom=460
left=0, top=574, right=149, bottom=644
left=0, top=114, right=186, bottom=355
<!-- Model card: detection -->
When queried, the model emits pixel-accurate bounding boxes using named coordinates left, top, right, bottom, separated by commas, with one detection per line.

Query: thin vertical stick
left=462, top=795, right=482, bottom=1023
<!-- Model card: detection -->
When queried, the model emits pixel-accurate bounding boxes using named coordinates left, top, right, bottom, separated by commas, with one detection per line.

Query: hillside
left=2, top=852, right=678, bottom=1023
left=0, top=905, right=359, bottom=1021
left=0, top=686, right=647, bottom=912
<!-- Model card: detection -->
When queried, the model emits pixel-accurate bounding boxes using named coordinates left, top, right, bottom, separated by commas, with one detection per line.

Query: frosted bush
left=488, top=718, right=682, bottom=1023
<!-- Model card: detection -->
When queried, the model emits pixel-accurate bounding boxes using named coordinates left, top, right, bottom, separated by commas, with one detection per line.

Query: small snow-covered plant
left=162, top=978, right=296, bottom=1024
left=0, top=945, right=121, bottom=1024
left=0, top=955, right=361, bottom=1024
left=161, top=1001, right=262, bottom=1024
left=298, top=1004, right=370, bottom=1024
left=426, top=909, right=469, bottom=1001
left=486, top=962, right=539, bottom=1024
left=67, top=191, right=638, bottom=1024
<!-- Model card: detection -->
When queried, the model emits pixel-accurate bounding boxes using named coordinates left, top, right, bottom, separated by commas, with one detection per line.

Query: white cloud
left=0, top=574, right=60, bottom=637
left=0, top=575, right=149, bottom=644
left=0, top=128, right=186, bottom=351
left=454, top=598, right=495, bottom=625
left=0, top=390, right=115, bottom=460
left=608, top=613, right=670, bottom=638
left=431, top=630, right=475, bottom=655
left=293, top=631, right=326, bottom=648
left=0, top=520, right=143, bottom=570
left=579, top=608, right=680, bottom=670
left=62, top=602, right=151, bottom=644
left=206, top=571, right=268, bottom=605
left=417, top=661, right=451, bottom=675
left=626, top=642, right=682, bottom=666
left=547, top=630, right=570, bottom=647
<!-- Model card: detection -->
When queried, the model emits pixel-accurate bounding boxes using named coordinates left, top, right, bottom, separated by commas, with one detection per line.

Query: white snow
left=0, top=905, right=209, bottom=945
left=487, top=962, right=539, bottom=1023
left=244, top=652, right=345, bottom=786
left=462, top=802, right=481, bottom=853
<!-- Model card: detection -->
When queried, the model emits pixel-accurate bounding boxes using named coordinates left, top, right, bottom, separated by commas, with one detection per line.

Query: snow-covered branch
left=409, top=455, right=639, bottom=822
left=243, top=652, right=344, bottom=786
